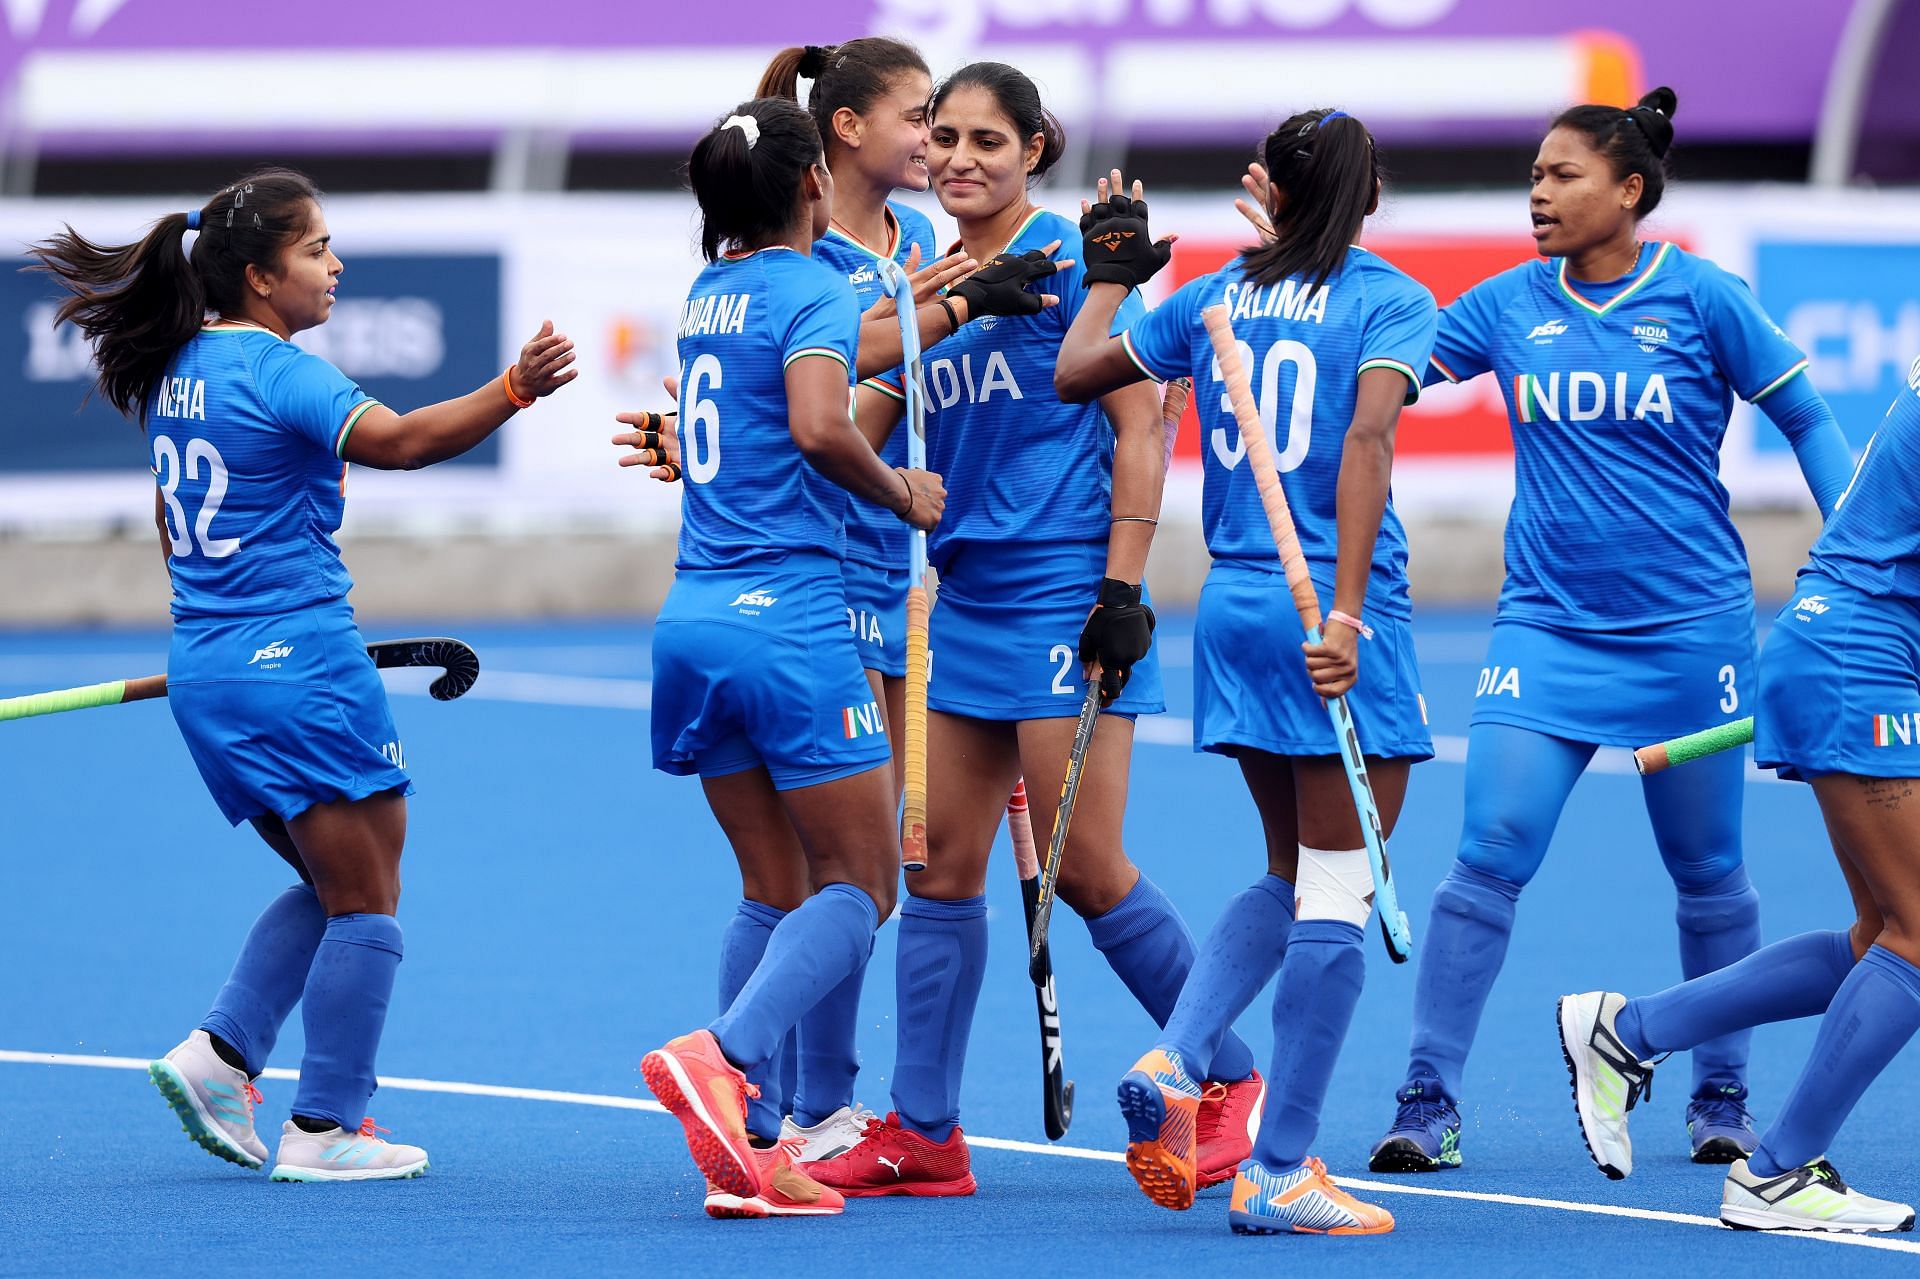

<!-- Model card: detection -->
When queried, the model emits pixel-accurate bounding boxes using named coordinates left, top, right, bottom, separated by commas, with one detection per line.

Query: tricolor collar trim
left=1557, top=241, right=1673, bottom=318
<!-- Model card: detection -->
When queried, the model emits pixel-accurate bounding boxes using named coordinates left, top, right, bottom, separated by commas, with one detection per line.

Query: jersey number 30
left=153, top=434, right=241, bottom=559
left=1211, top=338, right=1315, bottom=473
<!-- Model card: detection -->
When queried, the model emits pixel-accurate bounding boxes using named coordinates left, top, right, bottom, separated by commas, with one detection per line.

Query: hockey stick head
left=367, top=638, right=480, bottom=701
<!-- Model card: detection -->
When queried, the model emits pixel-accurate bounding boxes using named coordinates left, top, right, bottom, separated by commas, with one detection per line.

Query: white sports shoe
left=1557, top=991, right=1657, bottom=1179
left=779, top=1105, right=877, bottom=1164
left=1722, top=1157, right=1916, bottom=1234
left=148, top=1030, right=268, bottom=1169
left=269, top=1118, right=429, bottom=1182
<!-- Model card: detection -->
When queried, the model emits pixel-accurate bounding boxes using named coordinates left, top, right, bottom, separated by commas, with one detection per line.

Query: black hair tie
left=799, top=44, right=833, bottom=78
left=1623, top=105, right=1674, bottom=159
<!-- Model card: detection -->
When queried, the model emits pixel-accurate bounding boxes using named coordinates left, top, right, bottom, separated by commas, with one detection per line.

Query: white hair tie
left=721, top=114, right=761, bottom=150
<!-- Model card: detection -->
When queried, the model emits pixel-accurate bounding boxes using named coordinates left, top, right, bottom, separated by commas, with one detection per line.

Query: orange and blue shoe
left=1195, top=1070, right=1265, bottom=1189
left=1117, top=1048, right=1203, bottom=1209
left=704, top=1141, right=846, bottom=1219
left=641, top=1029, right=760, bottom=1200
left=1228, top=1156, right=1395, bottom=1235
left=804, top=1112, right=976, bottom=1197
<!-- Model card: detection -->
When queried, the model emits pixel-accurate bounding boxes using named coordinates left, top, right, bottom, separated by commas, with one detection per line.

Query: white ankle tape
left=1296, top=845, right=1374, bottom=928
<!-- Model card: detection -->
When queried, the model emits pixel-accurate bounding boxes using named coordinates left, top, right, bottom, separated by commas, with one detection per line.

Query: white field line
left=3, top=1050, right=1915, bottom=1254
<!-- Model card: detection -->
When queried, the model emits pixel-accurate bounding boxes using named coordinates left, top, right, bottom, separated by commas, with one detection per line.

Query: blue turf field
left=3, top=610, right=1917, bottom=1276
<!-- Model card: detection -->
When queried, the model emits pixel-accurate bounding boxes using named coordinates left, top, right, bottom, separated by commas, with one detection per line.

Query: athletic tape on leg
left=1295, top=846, right=1374, bottom=929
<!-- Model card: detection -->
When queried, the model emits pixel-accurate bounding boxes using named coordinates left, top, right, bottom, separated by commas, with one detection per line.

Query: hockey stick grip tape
left=1634, top=716, right=1755, bottom=775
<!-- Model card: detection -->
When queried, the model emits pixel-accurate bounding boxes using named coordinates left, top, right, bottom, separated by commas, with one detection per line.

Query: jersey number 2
left=1210, top=338, right=1315, bottom=473
left=153, top=435, right=241, bottom=559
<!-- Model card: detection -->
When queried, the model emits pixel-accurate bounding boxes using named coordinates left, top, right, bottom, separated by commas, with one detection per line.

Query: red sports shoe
left=641, top=1029, right=760, bottom=1199
left=805, top=1111, right=976, bottom=1197
left=1196, top=1071, right=1266, bottom=1188
left=705, top=1142, right=846, bottom=1219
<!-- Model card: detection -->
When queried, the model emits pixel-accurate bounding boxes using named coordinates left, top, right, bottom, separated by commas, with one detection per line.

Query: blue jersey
left=814, top=201, right=939, bottom=570
left=1122, top=246, right=1437, bottom=617
left=674, top=247, right=860, bottom=571
left=1808, top=357, right=1920, bottom=602
left=911, top=209, right=1144, bottom=566
left=1429, top=242, right=1811, bottom=630
left=148, top=326, right=379, bottom=619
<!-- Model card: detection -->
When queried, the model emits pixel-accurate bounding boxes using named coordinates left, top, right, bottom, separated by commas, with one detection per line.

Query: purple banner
left=0, top=0, right=1854, bottom=139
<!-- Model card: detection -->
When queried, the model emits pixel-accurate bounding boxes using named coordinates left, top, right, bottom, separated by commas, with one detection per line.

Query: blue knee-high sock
left=718, top=898, right=789, bottom=1140
left=1158, top=874, right=1294, bottom=1077
left=1749, top=946, right=1920, bottom=1178
left=792, top=946, right=870, bottom=1127
left=1615, top=930, right=1854, bottom=1062
left=293, top=913, right=403, bottom=1128
left=1252, top=919, right=1366, bottom=1171
left=890, top=894, right=988, bottom=1142
left=1405, top=864, right=1521, bottom=1101
left=711, top=883, right=879, bottom=1072
left=1674, top=866, right=1764, bottom=1092
left=202, top=882, right=326, bottom=1075
left=1086, top=874, right=1257, bottom=1082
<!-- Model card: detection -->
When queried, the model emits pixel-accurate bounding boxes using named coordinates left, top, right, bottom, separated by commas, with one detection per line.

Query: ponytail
left=27, top=166, right=321, bottom=421
left=687, top=98, right=824, bottom=262
left=1239, top=109, right=1380, bottom=292
left=1551, top=86, right=1678, bottom=217
left=756, top=39, right=929, bottom=156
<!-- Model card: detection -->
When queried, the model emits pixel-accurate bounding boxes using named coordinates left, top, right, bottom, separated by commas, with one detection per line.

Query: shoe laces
left=1689, top=1082, right=1751, bottom=1126
left=1390, top=1085, right=1453, bottom=1133
left=243, top=1081, right=264, bottom=1112
left=355, top=1117, right=392, bottom=1144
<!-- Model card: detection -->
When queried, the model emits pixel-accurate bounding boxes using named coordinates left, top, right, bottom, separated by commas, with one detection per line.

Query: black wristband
left=937, top=298, right=962, bottom=335
left=1097, top=577, right=1143, bottom=609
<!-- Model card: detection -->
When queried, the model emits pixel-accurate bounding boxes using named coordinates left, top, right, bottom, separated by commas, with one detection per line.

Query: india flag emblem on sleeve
left=1872, top=713, right=1914, bottom=747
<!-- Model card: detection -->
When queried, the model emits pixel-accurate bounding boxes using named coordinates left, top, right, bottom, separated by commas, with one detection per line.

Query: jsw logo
left=1527, top=320, right=1568, bottom=341
left=730, top=591, right=778, bottom=609
left=1793, top=594, right=1830, bottom=616
left=848, top=266, right=877, bottom=286
left=249, top=641, right=293, bottom=665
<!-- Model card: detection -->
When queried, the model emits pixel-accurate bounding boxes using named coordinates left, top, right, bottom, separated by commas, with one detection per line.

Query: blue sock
left=1615, top=929, right=1854, bottom=1062
left=890, top=894, right=988, bottom=1142
left=201, top=883, right=325, bottom=1076
left=1405, top=864, right=1521, bottom=1100
left=292, top=913, right=403, bottom=1128
left=718, top=898, right=789, bottom=1140
left=792, top=947, right=869, bottom=1127
left=1086, top=874, right=1257, bottom=1083
left=1749, top=945, right=1920, bottom=1178
left=1158, top=875, right=1294, bottom=1078
left=1252, top=919, right=1365, bottom=1171
left=711, top=883, right=879, bottom=1072
left=1674, top=866, right=1764, bottom=1091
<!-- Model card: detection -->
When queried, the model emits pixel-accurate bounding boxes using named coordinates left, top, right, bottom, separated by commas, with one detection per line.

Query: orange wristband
left=502, top=367, right=534, bottom=410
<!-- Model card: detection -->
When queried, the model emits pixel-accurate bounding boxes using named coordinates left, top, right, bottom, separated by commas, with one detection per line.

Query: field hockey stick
left=1634, top=716, right=1754, bottom=775
left=880, top=259, right=932, bottom=873
left=1201, top=305, right=1413, bottom=964
left=0, top=637, right=480, bottom=722
left=1028, top=677, right=1103, bottom=985
left=1008, top=779, right=1075, bottom=1138
left=1160, top=377, right=1192, bottom=470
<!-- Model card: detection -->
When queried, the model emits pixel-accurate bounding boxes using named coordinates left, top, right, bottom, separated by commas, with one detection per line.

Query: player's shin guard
left=718, top=898, right=790, bottom=1139
left=202, top=882, right=326, bottom=1075
left=1405, top=864, right=1521, bottom=1101
left=792, top=947, right=869, bottom=1129
left=711, top=884, right=879, bottom=1073
left=1252, top=919, right=1365, bottom=1170
left=890, top=894, right=988, bottom=1142
left=293, top=913, right=403, bottom=1127
left=1158, top=874, right=1294, bottom=1079
left=1086, top=874, right=1256, bottom=1083
left=1674, top=866, right=1763, bottom=1091
left=1748, top=946, right=1920, bottom=1179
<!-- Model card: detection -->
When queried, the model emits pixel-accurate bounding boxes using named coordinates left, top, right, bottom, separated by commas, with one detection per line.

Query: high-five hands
left=1079, top=170, right=1175, bottom=291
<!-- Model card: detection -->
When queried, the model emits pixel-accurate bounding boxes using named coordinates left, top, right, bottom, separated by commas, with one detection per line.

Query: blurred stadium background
left=3, top=0, right=1918, bottom=624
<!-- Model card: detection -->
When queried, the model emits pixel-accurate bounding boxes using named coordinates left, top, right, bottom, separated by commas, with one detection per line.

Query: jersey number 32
left=153, top=434, right=241, bottom=559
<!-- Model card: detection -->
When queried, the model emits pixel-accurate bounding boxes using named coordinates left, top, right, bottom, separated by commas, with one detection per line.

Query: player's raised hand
left=613, top=375, right=682, bottom=482
left=1235, top=161, right=1276, bottom=240
left=952, top=244, right=1068, bottom=318
left=514, top=319, right=577, bottom=398
left=1079, top=169, right=1175, bottom=290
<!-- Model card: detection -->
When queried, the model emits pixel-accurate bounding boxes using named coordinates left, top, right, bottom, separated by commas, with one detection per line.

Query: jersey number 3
left=1211, top=338, right=1315, bottom=473
left=153, top=435, right=241, bottom=559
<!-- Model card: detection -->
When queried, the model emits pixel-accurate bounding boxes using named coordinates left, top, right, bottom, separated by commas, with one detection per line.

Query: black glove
left=1079, top=192, right=1173, bottom=290
left=1078, top=577, right=1156, bottom=706
left=950, top=249, right=1060, bottom=319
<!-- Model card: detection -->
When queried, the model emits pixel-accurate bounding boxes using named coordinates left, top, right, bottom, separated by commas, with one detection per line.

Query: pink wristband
left=1327, top=610, right=1373, bottom=640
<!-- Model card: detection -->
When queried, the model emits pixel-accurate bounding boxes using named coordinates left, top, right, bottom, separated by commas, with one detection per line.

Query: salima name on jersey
left=1220, top=277, right=1331, bottom=326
